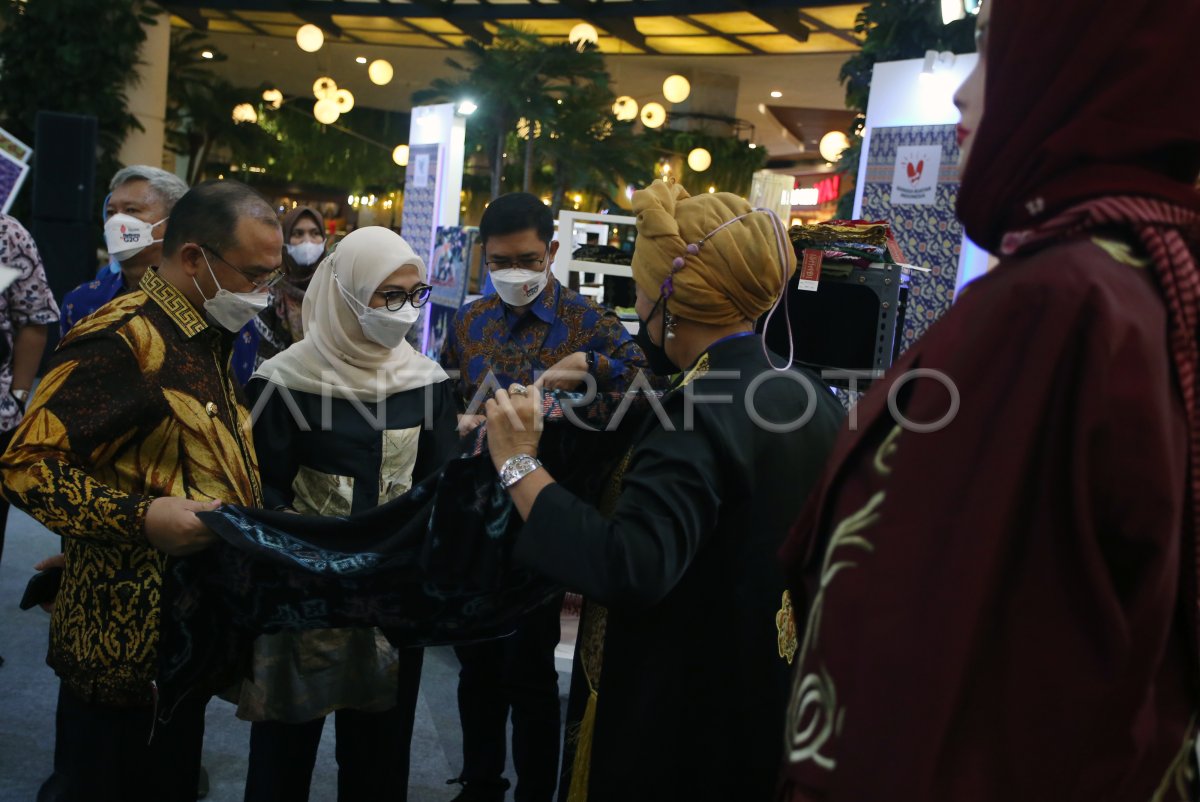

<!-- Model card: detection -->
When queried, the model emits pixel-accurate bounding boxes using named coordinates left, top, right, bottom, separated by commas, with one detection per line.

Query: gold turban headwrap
left=630, top=180, right=796, bottom=326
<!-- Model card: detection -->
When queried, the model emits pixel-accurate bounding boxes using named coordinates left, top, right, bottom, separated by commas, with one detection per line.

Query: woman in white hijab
left=240, top=226, right=459, bottom=802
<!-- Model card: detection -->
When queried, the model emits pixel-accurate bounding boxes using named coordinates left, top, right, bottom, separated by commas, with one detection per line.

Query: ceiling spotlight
left=748, top=142, right=758, bottom=149
left=770, top=90, right=783, bottom=98
left=368, top=59, right=394, bottom=86
left=355, top=56, right=367, bottom=64
left=296, top=24, right=324, bottom=53
left=457, top=100, right=478, bottom=116
left=201, top=50, right=214, bottom=60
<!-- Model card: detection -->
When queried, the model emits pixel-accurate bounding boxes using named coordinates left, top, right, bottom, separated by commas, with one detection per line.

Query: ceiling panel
left=686, top=12, right=777, bottom=35
left=167, top=2, right=866, bottom=57
left=633, top=17, right=707, bottom=36
left=404, top=18, right=465, bottom=34
left=803, top=5, right=864, bottom=30
left=644, top=36, right=751, bottom=55
left=332, top=16, right=415, bottom=32
left=739, top=32, right=858, bottom=53
left=348, top=31, right=445, bottom=47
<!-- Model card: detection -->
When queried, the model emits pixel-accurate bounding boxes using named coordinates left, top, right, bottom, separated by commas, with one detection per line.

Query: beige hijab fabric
left=254, top=226, right=448, bottom=402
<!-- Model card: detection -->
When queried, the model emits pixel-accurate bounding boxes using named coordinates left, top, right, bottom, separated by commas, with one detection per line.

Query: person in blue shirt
left=60, top=165, right=258, bottom=383
left=438, top=193, right=648, bottom=802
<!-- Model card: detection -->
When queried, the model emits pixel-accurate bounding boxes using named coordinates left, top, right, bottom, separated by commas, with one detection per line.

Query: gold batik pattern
left=0, top=270, right=260, bottom=705
left=785, top=424, right=901, bottom=771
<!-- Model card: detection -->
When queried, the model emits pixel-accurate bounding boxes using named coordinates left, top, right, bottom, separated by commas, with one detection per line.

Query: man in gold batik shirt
left=1, top=180, right=282, bottom=802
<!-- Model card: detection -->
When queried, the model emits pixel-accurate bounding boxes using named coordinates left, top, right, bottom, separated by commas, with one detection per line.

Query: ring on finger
left=509, top=383, right=528, bottom=396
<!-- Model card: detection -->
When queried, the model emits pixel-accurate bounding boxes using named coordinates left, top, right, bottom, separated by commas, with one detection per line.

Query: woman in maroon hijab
left=779, top=1, right=1200, bottom=800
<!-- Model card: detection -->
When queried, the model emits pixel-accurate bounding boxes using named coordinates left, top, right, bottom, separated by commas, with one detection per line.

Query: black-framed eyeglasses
left=484, top=250, right=550, bottom=272
left=375, top=284, right=433, bottom=311
left=199, top=243, right=284, bottom=290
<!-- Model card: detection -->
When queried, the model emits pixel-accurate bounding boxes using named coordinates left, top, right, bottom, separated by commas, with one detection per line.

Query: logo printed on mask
left=491, top=267, right=548, bottom=307
left=105, top=214, right=168, bottom=262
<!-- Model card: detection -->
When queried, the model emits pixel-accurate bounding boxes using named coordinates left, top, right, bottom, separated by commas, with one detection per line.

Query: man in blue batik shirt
left=60, top=165, right=258, bottom=384
left=438, top=193, right=648, bottom=802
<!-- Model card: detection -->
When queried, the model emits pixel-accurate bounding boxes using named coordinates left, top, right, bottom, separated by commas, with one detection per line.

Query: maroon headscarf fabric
left=956, top=0, right=1200, bottom=251
left=959, top=0, right=1200, bottom=655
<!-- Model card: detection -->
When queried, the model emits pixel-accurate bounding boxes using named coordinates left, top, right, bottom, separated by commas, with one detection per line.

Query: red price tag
left=798, top=249, right=823, bottom=292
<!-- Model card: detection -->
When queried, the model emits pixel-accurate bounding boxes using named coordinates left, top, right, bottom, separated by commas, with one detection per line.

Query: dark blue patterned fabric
left=156, top=390, right=652, bottom=709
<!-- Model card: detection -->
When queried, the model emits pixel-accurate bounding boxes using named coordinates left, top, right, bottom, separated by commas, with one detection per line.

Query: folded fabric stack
left=572, top=244, right=633, bottom=265
left=788, top=220, right=896, bottom=279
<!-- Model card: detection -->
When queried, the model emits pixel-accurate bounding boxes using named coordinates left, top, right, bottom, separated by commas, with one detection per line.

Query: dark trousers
left=37, top=681, right=208, bottom=802
left=244, top=647, right=425, bottom=802
left=454, top=596, right=563, bottom=802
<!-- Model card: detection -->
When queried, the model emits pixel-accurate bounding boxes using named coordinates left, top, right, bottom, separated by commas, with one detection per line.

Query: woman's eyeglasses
left=376, top=284, right=433, bottom=310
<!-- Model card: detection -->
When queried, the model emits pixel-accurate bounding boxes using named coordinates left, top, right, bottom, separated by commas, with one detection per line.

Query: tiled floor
left=0, top=508, right=576, bottom=802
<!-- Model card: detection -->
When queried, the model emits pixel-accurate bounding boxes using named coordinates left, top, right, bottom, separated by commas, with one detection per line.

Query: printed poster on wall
left=890, top=145, right=942, bottom=206
left=862, top=124, right=963, bottom=352
left=428, top=226, right=478, bottom=309
left=399, top=143, right=440, bottom=268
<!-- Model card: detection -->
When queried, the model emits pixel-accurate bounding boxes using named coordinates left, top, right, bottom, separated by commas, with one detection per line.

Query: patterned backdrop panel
left=399, top=143, right=441, bottom=268
left=861, top=124, right=963, bottom=352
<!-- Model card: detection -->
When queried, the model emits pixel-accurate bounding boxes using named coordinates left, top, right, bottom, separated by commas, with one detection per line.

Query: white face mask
left=104, top=213, right=167, bottom=262
left=490, top=267, right=549, bottom=307
left=193, top=251, right=270, bottom=333
left=286, top=241, right=325, bottom=268
left=335, top=273, right=421, bottom=349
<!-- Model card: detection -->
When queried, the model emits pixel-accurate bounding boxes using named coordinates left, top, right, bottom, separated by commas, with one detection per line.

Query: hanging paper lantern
left=313, top=76, right=338, bottom=100
left=687, top=148, right=712, bottom=172
left=640, top=102, right=667, bottom=129
left=569, top=23, right=599, bottom=48
left=231, top=103, right=258, bottom=124
left=392, top=145, right=410, bottom=167
left=296, top=24, right=324, bottom=53
left=663, top=75, right=691, bottom=104
left=612, top=96, right=639, bottom=122
left=819, top=131, right=851, bottom=163
left=368, top=59, right=394, bottom=86
left=261, top=89, right=283, bottom=109
left=313, top=98, right=340, bottom=125
left=334, top=89, right=355, bottom=113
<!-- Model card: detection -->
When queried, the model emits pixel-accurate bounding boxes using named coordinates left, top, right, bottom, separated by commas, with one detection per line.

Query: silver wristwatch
left=499, top=454, right=542, bottom=488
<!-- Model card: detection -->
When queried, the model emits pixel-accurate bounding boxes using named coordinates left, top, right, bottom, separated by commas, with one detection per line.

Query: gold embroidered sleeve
left=0, top=333, right=157, bottom=543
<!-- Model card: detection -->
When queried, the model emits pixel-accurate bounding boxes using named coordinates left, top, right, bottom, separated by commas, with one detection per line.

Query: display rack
left=552, top=210, right=636, bottom=283
left=553, top=210, right=638, bottom=333
left=760, top=261, right=910, bottom=389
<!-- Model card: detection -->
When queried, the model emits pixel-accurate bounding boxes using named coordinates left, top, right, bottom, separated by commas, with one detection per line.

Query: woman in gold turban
left=484, top=180, right=845, bottom=801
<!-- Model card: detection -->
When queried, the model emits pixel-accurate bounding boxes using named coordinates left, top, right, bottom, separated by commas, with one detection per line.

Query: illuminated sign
left=789, top=174, right=841, bottom=207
